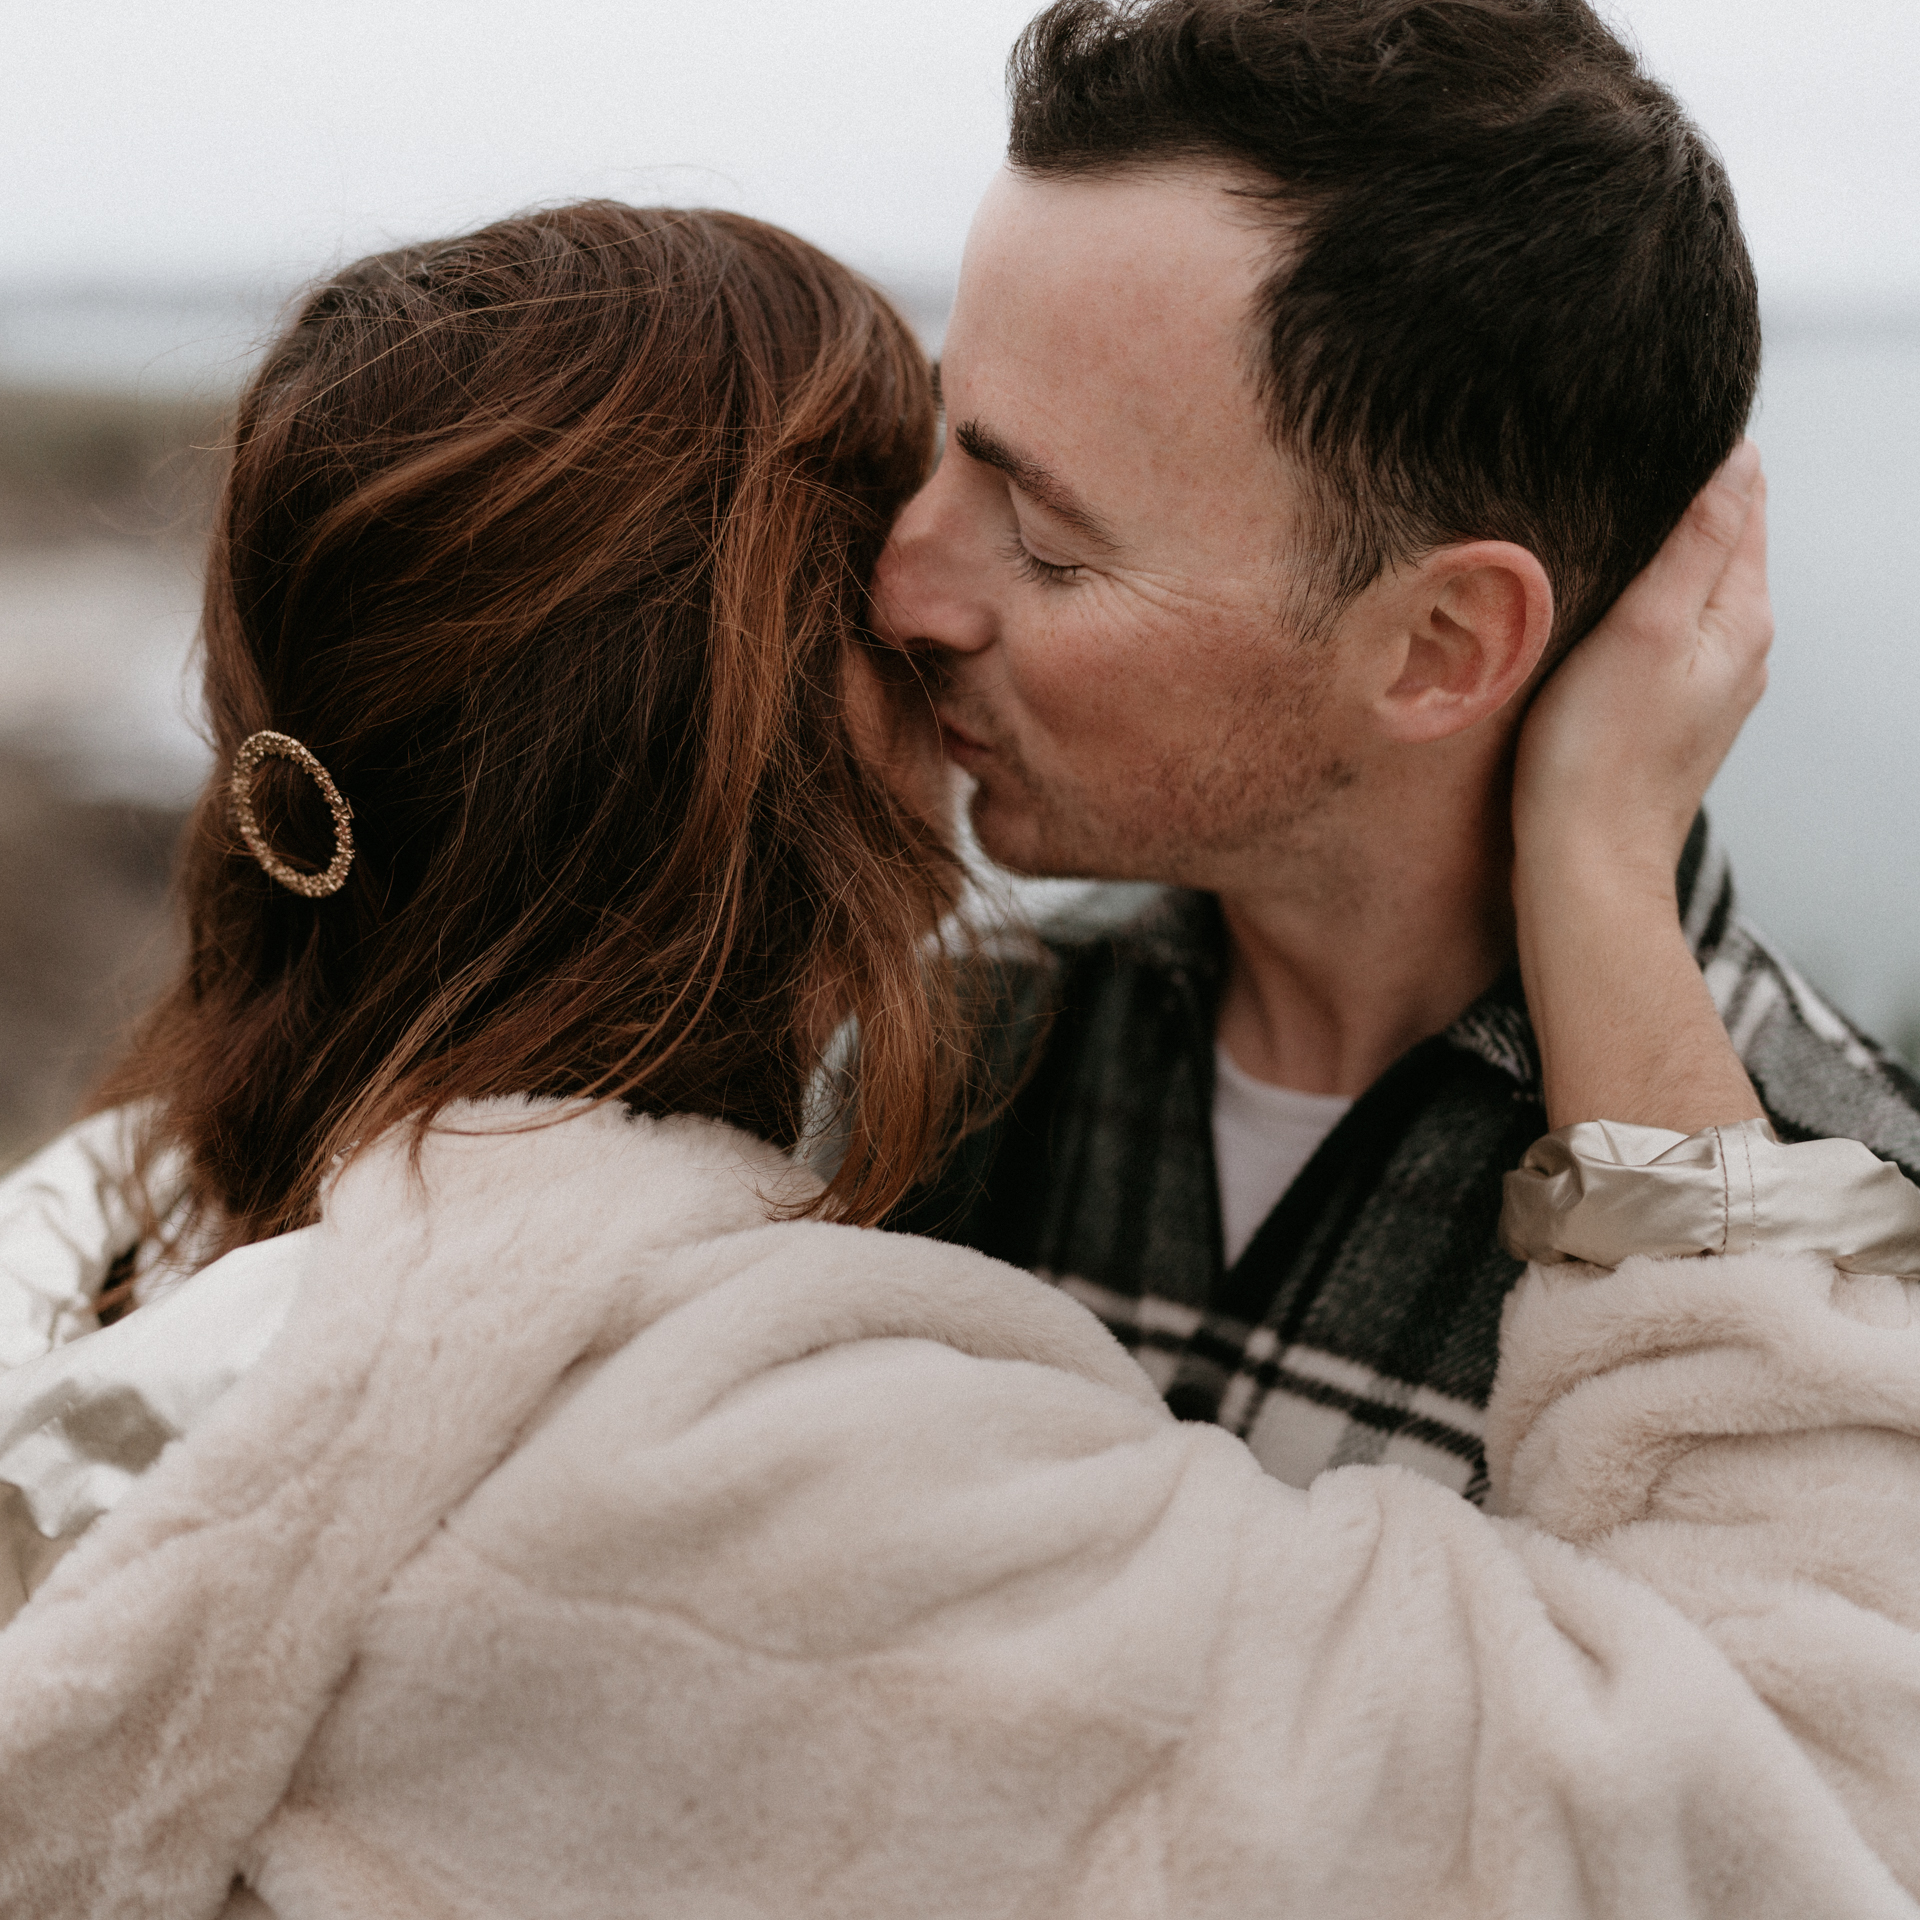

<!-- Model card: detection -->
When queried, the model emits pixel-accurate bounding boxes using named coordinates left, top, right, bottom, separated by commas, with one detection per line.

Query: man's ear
left=1372, top=542, right=1554, bottom=744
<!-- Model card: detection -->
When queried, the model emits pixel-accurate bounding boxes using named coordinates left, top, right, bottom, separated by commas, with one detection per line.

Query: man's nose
left=871, top=477, right=997, bottom=659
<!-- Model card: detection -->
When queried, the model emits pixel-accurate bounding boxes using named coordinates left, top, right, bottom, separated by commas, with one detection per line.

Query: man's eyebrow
left=953, top=419, right=1120, bottom=553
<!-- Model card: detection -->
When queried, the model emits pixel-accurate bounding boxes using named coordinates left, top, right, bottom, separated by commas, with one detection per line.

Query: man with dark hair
left=877, top=0, right=1920, bottom=1497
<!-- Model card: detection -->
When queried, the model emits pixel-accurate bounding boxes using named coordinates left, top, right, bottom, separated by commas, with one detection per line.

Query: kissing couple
left=3, top=4, right=1920, bottom=1916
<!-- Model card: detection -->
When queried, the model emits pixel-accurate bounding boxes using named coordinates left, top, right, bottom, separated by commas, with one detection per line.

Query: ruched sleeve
left=1499, top=1115, right=1920, bottom=1276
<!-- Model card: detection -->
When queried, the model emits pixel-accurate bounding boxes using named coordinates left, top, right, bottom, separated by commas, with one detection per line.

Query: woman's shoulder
left=0, top=1221, right=314, bottom=1623
left=0, top=1108, right=172, bottom=1369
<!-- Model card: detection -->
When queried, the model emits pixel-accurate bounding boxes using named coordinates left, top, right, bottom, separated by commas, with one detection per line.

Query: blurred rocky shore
left=0, top=385, right=224, bottom=1167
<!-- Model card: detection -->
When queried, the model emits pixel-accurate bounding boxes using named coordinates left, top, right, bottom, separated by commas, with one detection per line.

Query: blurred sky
left=3, top=0, right=1918, bottom=1036
left=3, top=0, right=1918, bottom=308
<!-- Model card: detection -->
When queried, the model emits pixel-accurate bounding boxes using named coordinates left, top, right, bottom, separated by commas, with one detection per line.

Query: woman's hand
left=1512, top=440, right=1770, bottom=899
left=1512, top=444, right=1772, bottom=1134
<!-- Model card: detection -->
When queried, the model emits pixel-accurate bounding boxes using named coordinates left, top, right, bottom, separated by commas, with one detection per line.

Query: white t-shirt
left=1211, top=1047, right=1353, bottom=1267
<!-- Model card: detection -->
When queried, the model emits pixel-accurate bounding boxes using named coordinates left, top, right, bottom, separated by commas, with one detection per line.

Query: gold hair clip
left=229, top=730, right=356, bottom=898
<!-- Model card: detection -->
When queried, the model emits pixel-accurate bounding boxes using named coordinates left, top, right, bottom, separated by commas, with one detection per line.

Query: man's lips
left=936, top=711, right=992, bottom=763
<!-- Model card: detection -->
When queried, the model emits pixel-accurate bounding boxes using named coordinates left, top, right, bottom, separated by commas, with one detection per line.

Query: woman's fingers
left=1511, top=444, right=1773, bottom=885
left=1700, top=470, right=1773, bottom=699
left=1614, top=439, right=1764, bottom=642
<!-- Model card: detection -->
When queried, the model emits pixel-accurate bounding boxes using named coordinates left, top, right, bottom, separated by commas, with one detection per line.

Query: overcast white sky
left=4, top=0, right=1918, bottom=308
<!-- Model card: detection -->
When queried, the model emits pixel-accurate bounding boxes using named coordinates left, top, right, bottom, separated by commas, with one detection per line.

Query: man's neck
left=1210, top=779, right=1515, bottom=1099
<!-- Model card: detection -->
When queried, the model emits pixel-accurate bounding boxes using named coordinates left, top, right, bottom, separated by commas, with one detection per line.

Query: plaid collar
left=898, top=812, right=1920, bottom=1504
left=1089, top=877, right=1545, bottom=1092
left=1093, top=806, right=1740, bottom=1101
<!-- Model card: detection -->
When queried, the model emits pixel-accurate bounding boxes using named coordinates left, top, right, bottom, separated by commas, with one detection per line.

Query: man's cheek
left=1036, top=598, right=1236, bottom=716
left=1018, top=637, right=1159, bottom=744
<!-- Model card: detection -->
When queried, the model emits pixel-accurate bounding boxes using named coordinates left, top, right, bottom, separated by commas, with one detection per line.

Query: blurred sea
left=1, top=282, right=1916, bottom=1053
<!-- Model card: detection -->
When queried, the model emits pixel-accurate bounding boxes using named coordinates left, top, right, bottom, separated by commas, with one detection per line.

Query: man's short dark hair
left=1008, top=0, right=1761, bottom=650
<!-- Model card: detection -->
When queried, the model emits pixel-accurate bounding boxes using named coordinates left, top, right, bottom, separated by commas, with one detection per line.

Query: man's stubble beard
left=957, top=656, right=1358, bottom=890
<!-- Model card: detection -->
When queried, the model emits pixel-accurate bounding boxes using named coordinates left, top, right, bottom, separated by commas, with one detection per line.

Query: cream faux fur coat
left=2, top=1099, right=1920, bottom=1919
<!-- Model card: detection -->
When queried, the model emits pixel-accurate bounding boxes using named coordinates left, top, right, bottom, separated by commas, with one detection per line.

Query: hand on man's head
left=1511, top=442, right=1772, bottom=896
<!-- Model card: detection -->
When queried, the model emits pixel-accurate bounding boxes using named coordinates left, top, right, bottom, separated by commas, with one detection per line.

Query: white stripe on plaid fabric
left=1775, top=949, right=1887, bottom=1077
left=1054, top=1273, right=1486, bottom=1490
left=1230, top=1340, right=1485, bottom=1441
left=1683, top=833, right=1733, bottom=951
left=1047, top=1272, right=1200, bottom=1392
left=900, top=815, right=1920, bottom=1510
left=1727, top=965, right=1784, bottom=1056
left=1234, top=1341, right=1486, bottom=1495
left=1707, top=915, right=1891, bottom=1078
left=1244, top=1391, right=1483, bottom=1497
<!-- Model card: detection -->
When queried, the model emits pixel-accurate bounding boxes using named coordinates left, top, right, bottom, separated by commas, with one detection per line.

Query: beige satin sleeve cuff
left=1500, top=1116, right=1920, bottom=1277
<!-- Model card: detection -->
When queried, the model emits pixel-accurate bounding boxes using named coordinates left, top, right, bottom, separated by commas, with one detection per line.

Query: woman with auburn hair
left=0, top=201, right=1917, bottom=1918
left=101, top=199, right=963, bottom=1254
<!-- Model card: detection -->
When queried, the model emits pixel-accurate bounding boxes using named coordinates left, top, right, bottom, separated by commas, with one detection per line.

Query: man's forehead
left=946, top=165, right=1274, bottom=400
left=935, top=175, right=1297, bottom=565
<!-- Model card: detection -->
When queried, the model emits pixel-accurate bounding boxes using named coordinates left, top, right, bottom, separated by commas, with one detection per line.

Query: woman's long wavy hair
left=93, top=200, right=962, bottom=1253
